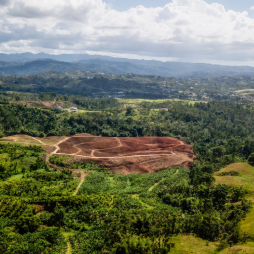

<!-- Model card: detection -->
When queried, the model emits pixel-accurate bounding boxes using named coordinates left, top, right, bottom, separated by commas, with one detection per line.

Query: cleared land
left=118, top=98, right=200, bottom=105
left=235, top=89, right=254, bottom=96
left=0, top=134, right=196, bottom=174
left=215, top=163, right=254, bottom=238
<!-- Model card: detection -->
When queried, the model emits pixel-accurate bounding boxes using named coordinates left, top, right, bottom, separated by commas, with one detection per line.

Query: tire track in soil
left=55, top=152, right=175, bottom=159
left=115, top=137, right=123, bottom=148
left=72, top=144, right=82, bottom=155
left=46, top=136, right=70, bottom=162
left=54, top=135, right=176, bottom=159
left=30, top=136, right=45, bottom=145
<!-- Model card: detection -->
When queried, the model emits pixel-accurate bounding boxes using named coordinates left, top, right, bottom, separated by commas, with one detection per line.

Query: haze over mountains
left=1, top=53, right=254, bottom=78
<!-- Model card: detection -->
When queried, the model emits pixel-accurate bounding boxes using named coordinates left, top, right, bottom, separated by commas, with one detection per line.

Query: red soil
left=56, top=135, right=196, bottom=174
left=0, top=134, right=196, bottom=174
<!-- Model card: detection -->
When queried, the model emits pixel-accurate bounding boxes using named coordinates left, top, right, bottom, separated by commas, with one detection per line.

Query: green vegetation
left=0, top=143, right=46, bottom=180
left=215, top=163, right=254, bottom=251
left=1, top=73, right=254, bottom=101
left=0, top=144, right=81, bottom=253
left=2, top=96, right=254, bottom=252
left=0, top=142, right=252, bottom=253
left=235, top=89, right=254, bottom=96
left=49, top=155, right=96, bottom=172
left=248, top=153, right=254, bottom=166
left=1, top=101, right=254, bottom=167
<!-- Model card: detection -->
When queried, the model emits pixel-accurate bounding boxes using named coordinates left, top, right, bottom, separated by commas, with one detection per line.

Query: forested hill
left=1, top=53, right=254, bottom=77
left=2, top=98, right=254, bottom=252
left=1, top=101, right=254, bottom=167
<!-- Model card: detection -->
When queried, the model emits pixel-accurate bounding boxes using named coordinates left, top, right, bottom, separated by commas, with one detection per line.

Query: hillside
left=0, top=139, right=252, bottom=253
left=1, top=53, right=254, bottom=78
left=1, top=99, right=254, bottom=253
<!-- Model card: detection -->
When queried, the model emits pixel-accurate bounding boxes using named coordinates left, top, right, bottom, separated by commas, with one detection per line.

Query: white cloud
left=1, top=0, right=254, bottom=65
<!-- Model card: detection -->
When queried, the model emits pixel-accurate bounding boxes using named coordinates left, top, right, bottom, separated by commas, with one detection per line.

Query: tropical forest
left=0, top=81, right=254, bottom=254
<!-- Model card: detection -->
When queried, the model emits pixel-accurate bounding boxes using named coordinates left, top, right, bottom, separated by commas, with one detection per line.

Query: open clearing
left=0, top=134, right=196, bottom=174
left=215, top=163, right=254, bottom=194
left=170, top=234, right=254, bottom=254
left=215, top=163, right=254, bottom=237
left=118, top=98, right=200, bottom=105
left=235, top=89, right=254, bottom=96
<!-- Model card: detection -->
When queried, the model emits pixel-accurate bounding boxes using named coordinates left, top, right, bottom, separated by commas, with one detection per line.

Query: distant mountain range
left=0, top=53, right=254, bottom=78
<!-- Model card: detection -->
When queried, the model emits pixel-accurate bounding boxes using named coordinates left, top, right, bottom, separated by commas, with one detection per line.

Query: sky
left=1, top=0, right=254, bottom=66
left=106, top=0, right=254, bottom=17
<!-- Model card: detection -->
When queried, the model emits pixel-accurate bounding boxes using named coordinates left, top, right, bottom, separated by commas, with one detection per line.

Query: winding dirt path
left=30, top=136, right=45, bottom=145
left=52, top=137, right=70, bottom=154
left=66, top=242, right=71, bottom=254
left=72, top=144, right=82, bottom=155
left=115, top=137, right=123, bottom=148
left=55, top=152, right=175, bottom=159
left=46, top=136, right=70, bottom=162
left=73, top=170, right=87, bottom=196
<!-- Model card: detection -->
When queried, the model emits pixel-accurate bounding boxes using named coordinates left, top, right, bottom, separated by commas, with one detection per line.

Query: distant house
left=70, top=107, right=77, bottom=112
left=159, top=108, right=168, bottom=111
left=56, top=106, right=62, bottom=111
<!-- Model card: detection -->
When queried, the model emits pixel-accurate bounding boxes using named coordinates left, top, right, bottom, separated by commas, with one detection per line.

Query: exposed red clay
left=0, top=134, right=196, bottom=175
left=55, top=135, right=196, bottom=174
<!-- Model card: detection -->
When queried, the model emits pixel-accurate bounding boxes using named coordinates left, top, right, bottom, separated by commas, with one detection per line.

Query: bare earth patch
left=55, top=135, right=196, bottom=174
left=0, top=134, right=196, bottom=174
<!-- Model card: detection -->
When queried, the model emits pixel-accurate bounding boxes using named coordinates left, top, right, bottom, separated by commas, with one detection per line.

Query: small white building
left=56, top=106, right=62, bottom=111
left=70, top=107, right=77, bottom=112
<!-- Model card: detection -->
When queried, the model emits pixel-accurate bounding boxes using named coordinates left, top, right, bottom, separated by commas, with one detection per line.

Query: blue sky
left=105, top=0, right=254, bottom=12
left=105, top=0, right=254, bottom=17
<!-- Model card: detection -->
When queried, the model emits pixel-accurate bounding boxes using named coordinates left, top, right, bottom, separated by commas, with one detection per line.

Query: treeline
left=1, top=101, right=254, bottom=164
left=0, top=91, right=120, bottom=110
left=0, top=75, right=158, bottom=97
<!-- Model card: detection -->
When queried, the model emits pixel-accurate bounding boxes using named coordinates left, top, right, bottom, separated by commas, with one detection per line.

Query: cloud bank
left=1, top=0, right=254, bottom=65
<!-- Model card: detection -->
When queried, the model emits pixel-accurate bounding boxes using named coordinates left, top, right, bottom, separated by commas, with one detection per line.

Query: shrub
left=248, top=153, right=254, bottom=166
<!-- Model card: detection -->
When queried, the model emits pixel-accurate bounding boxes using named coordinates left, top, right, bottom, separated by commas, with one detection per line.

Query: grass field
left=170, top=235, right=218, bottom=254
left=170, top=234, right=254, bottom=254
left=215, top=163, right=254, bottom=194
left=235, top=89, right=254, bottom=96
left=215, top=163, right=254, bottom=236
left=77, top=110, right=101, bottom=114
left=0, top=135, right=42, bottom=144
left=118, top=98, right=200, bottom=105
